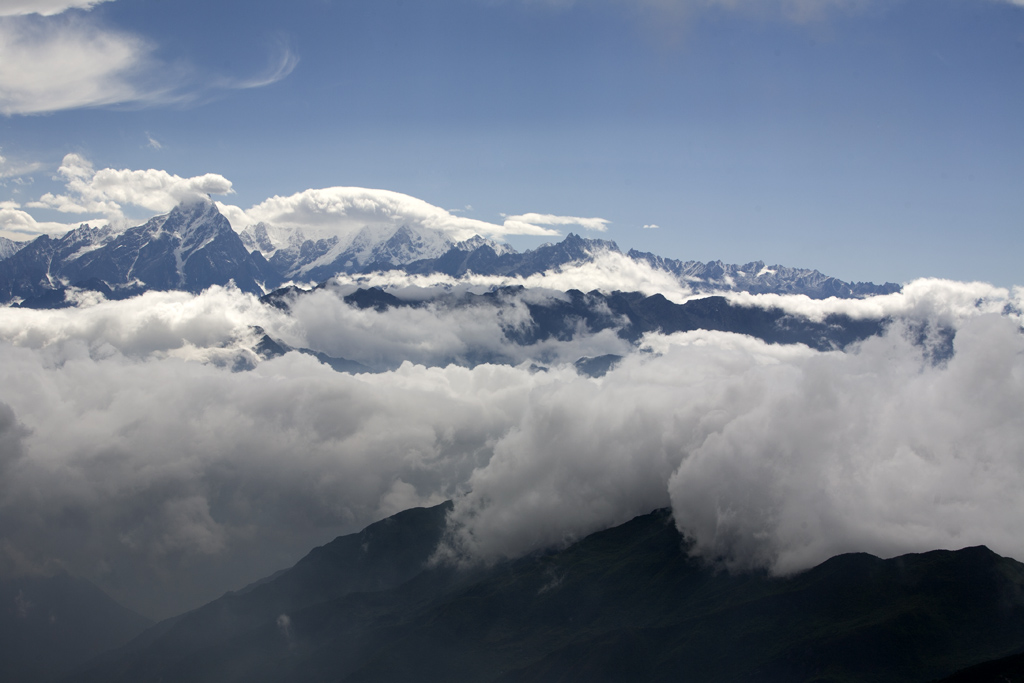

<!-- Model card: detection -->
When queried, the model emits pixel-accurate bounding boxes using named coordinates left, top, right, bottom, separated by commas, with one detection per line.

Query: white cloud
left=443, top=312, right=1024, bottom=575
left=643, top=224, right=660, bottom=229
left=0, top=14, right=169, bottom=116
left=15, top=162, right=603, bottom=247
left=723, top=278, right=1019, bottom=327
left=0, top=199, right=104, bottom=240
left=0, top=149, right=42, bottom=179
left=0, top=8, right=296, bottom=116
left=503, top=212, right=610, bottom=233
left=146, top=135, right=162, bottom=150
left=323, top=248, right=694, bottom=303
left=27, top=153, right=233, bottom=224
left=221, top=42, right=299, bottom=90
left=229, top=187, right=561, bottom=242
left=0, top=0, right=114, bottom=16
left=0, top=278, right=1022, bottom=618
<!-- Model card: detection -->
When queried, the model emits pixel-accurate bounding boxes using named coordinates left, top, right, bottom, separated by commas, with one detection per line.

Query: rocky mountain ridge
left=0, top=199, right=901, bottom=307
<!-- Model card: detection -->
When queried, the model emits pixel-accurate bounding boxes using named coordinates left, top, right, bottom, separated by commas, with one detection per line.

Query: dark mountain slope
left=0, top=573, right=150, bottom=683
left=72, top=502, right=453, bottom=683
left=71, top=506, right=1024, bottom=683
left=933, top=650, right=1024, bottom=682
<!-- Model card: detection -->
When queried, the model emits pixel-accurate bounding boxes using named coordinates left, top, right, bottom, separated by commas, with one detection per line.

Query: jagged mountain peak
left=2, top=201, right=902, bottom=305
left=161, top=197, right=229, bottom=239
left=455, top=234, right=516, bottom=256
left=0, top=235, right=24, bottom=261
left=0, top=199, right=277, bottom=304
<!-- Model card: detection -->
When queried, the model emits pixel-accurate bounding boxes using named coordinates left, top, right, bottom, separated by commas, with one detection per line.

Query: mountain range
left=0, top=199, right=899, bottom=308
left=4, top=199, right=1009, bottom=682
left=59, top=503, right=1024, bottom=683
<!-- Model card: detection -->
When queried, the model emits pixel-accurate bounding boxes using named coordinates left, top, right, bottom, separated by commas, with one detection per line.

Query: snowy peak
left=455, top=235, right=515, bottom=256
left=254, top=222, right=459, bottom=281
left=165, top=198, right=225, bottom=247
left=627, top=249, right=900, bottom=299
left=1, top=201, right=902, bottom=305
left=366, top=224, right=456, bottom=266
left=238, top=222, right=277, bottom=256
left=0, top=200, right=278, bottom=305
left=0, top=236, right=24, bottom=261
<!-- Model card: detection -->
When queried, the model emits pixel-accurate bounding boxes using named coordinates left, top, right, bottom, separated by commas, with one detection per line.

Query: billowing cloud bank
left=0, top=278, right=1021, bottom=618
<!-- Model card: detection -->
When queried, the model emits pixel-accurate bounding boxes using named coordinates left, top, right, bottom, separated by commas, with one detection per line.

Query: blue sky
left=1, top=0, right=1022, bottom=287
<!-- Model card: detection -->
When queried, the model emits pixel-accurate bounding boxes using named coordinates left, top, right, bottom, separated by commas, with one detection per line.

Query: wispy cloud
left=502, top=212, right=610, bottom=233
left=0, top=4, right=297, bottom=116
left=220, top=40, right=299, bottom=90
left=0, top=14, right=170, bottom=115
left=0, top=0, right=115, bottom=16
left=0, top=150, right=42, bottom=179
left=510, top=0, right=1024, bottom=26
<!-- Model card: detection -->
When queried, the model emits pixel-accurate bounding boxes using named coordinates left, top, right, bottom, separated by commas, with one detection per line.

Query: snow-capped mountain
left=240, top=221, right=474, bottom=281
left=0, top=236, right=25, bottom=261
left=402, top=233, right=899, bottom=299
left=0, top=198, right=902, bottom=306
left=0, top=199, right=275, bottom=305
left=627, top=249, right=900, bottom=298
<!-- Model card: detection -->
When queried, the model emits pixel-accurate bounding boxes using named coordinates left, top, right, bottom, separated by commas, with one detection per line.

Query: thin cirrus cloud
left=0, top=0, right=115, bottom=16
left=0, top=2, right=297, bottom=116
left=0, top=150, right=42, bottom=180
left=0, top=14, right=162, bottom=116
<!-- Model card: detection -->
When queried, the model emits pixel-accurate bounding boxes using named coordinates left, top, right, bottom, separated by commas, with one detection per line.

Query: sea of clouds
left=0, top=274, right=1021, bottom=618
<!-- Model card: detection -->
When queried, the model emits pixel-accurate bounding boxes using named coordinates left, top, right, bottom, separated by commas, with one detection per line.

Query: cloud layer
left=0, top=278, right=1022, bottom=620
